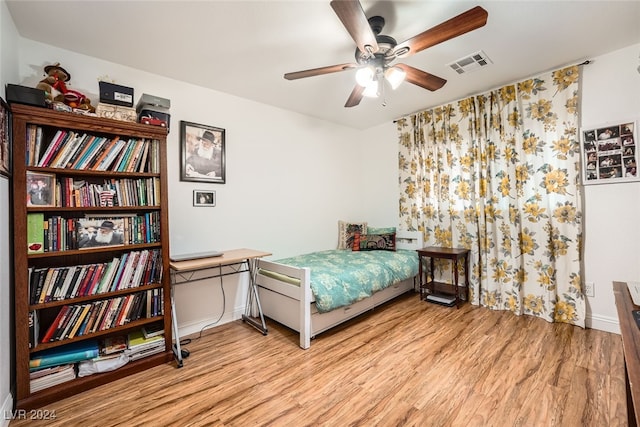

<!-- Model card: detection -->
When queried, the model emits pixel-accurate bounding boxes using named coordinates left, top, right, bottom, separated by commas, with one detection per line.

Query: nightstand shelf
left=417, top=246, right=470, bottom=308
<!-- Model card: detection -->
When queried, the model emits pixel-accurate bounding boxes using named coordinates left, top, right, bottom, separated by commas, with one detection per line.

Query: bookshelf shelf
left=29, top=316, right=165, bottom=353
left=29, top=282, right=164, bottom=310
left=11, top=104, right=173, bottom=410
left=26, top=242, right=163, bottom=259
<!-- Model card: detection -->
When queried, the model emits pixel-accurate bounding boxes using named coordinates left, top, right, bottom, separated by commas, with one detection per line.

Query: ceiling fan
left=284, top=0, right=488, bottom=107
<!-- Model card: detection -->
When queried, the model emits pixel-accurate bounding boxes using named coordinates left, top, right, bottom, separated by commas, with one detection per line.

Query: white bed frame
left=255, top=231, right=423, bottom=349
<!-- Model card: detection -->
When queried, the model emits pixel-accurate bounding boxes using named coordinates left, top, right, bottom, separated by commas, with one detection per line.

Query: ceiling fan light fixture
left=385, top=66, right=406, bottom=90
left=355, top=65, right=375, bottom=87
left=362, top=80, right=379, bottom=98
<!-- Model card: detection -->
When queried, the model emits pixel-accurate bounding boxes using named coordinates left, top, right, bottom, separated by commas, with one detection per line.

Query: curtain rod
left=392, top=60, right=592, bottom=123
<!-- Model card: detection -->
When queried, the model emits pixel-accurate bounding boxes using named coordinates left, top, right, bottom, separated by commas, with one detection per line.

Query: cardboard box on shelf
left=95, top=102, right=137, bottom=122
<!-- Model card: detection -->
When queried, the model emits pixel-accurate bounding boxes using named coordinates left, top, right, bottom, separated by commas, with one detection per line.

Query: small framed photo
left=0, top=97, right=10, bottom=177
left=77, top=217, right=125, bottom=249
left=26, top=171, right=55, bottom=207
left=193, top=190, right=216, bottom=207
left=580, top=119, right=638, bottom=185
left=180, top=121, right=225, bottom=184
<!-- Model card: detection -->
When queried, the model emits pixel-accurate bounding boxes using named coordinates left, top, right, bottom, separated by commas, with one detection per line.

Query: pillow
left=367, top=226, right=396, bottom=235
left=357, top=232, right=396, bottom=251
left=337, top=220, right=367, bottom=250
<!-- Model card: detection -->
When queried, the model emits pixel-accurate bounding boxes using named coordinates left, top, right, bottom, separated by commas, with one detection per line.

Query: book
left=102, top=335, right=127, bottom=355
left=30, top=364, right=76, bottom=393
left=57, top=266, right=77, bottom=300
left=113, top=295, right=132, bottom=327
left=38, top=268, right=56, bottom=304
left=62, top=304, right=88, bottom=339
left=76, top=264, right=97, bottom=296
left=115, top=140, right=137, bottom=172
left=47, top=131, right=77, bottom=168
left=58, top=305, right=82, bottom=340
left=89, top=301, right=108, bottom=332
left=40, top=306, right=70, bottom=343
left=126, top=330, right=164, bottom=354
left=26, top=124, right=36, bottom=166
left=85, top=263, right=106, bottom=295
left=136, top=140, right=151, bottom=173
left=37, top=130, right=67, bottom=167
left=96, top=299, right=116, bottom=332
left=76, top=136, right=107, bottom=169
left=95, top=257, right=120, bottom=294
left=65, top=133, right=93, bottom=168
left=68, top=265, right=89, bottom=299
left=27, top=213, right=45, bottom=254
left=90, top=137, right=120, bottom=170
left=30, top=339, right=100, bottom=371
left=127, top=344, right=164, bottom=362
left=29, top=311, right=39, bottom=349
left=49, top=266, right=69, bottom=301
left=96, top=139, right=126, bottom=171
left=125, top=139, right=145, bottom=172
left=53, top=132, right=86, bottom=168
left=142, top=323, right=164, bottom=339
left=69, top=135, right=98, bottom=169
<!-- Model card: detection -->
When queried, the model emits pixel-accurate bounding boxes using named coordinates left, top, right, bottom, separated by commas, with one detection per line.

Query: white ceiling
left=6, top=0, right=640, bottom=130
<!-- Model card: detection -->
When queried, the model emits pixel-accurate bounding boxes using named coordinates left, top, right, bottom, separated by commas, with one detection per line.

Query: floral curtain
left=397, top=66, right=585, bottom=327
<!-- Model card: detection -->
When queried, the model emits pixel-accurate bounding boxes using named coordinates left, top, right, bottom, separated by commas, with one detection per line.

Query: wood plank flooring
left=10, top=292, right=627, bottom=426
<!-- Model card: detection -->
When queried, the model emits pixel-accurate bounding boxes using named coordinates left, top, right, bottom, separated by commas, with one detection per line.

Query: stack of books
left=125, top=330, right=165, bottom=361
left=29, top=340, right=100, bottom=392
left=30, top=364, right=76, bottom=393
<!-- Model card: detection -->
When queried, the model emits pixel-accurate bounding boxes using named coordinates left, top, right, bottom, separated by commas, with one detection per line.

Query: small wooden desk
left=613, top=281, right=640, bottom=426
left=417, top=246, right=470, bottom=308
left=169, top=248, right=271, bottom=367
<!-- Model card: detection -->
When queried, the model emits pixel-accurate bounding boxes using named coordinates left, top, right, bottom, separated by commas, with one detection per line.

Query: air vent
left=447, top=50, right=492, bottom=74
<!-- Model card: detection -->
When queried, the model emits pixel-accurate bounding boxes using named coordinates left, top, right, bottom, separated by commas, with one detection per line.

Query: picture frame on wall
left=193, top=190, right=216, bottom=207
left=26, top=171, right=55, bottom=207
left=580, top=119, right=638, bottom=185
left=180, top=121, right=225, bottom=184
left=0, top=97, right=10, bottom=177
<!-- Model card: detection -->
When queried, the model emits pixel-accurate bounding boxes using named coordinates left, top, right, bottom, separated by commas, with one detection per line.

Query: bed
left=255, top=231, right=422, bottom=349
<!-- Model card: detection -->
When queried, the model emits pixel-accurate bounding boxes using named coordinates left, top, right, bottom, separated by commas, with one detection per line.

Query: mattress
left=271, top=249, right=418, bottom=313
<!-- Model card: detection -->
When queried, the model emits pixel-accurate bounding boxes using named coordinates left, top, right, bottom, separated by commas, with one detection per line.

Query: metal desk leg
left=171, top=277, right=183, bottom=368
left=241, top=258, right=268, bottom=335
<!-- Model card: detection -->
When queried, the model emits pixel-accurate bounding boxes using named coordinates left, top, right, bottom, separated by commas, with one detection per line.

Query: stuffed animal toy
left=36, top=63, right=71, bottom=103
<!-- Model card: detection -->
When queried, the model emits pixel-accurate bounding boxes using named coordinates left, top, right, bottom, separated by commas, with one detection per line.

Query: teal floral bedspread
left=275, top=249, right=418, bottom=313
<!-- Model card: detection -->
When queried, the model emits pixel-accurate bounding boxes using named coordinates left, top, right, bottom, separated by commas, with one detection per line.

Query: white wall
left=14, top=38, right=380, bottom=336
left=580, top=43, right=640, bottom=333
left=0, top=0, right=18, bottom=422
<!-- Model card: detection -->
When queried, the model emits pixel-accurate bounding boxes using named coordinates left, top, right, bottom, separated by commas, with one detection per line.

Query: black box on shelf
left=5, top=84, right=47, bottom=108
left=138, top=106, right=170, bottom=132
left=98, top=81, right=134, bottom=107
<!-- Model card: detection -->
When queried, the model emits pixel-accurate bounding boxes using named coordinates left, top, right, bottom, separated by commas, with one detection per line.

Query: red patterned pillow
left=337, top=220, right=367, bottom=250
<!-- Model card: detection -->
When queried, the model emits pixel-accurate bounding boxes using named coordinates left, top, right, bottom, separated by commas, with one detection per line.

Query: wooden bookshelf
left=11, top=104, right=173, bottom=410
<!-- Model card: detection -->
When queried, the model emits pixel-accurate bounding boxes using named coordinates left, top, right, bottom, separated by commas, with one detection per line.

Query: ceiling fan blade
left=345, top=84, right=365, bottom=107
left=396, top=64, right=447, bottom=91
left=393, top=6, right=488, bottom=58
left=330, top=0, right=379, bottom=55
left=284, top=63, right=357, bottom=80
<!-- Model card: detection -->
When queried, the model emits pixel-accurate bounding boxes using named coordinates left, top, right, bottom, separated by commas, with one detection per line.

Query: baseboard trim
left=1, top=392, right=14, bottom=427
left=586, top=313, right=620, bottom=334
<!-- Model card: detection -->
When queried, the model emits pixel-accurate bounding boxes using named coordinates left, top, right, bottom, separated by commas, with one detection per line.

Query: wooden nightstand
left=417, top=246, right=470, bottom=308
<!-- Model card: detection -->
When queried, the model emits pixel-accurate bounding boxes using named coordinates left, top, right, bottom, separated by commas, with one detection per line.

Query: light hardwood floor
left=10, top=292, right=626, bottom=426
